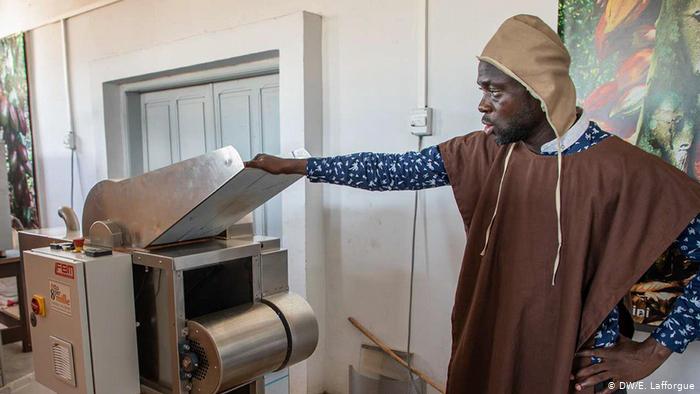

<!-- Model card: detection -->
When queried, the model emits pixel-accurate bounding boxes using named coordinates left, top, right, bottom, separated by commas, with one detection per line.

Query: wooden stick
left=348, top=316, right=446, bottom=394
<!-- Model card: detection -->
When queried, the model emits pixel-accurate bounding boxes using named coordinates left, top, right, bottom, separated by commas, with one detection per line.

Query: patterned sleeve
left=590, top=307, right=619, bottom=364
left=305, top=146, right=449, bottom=191
left=651, top=213, right=700, bottom=353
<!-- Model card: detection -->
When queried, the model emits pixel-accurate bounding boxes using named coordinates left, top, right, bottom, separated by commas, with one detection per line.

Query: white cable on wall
left=61, top=18, right=76, bottom=209
left=416, top=0, right=429, bottom=109
left=407, top=0, right=429, bottom=392
left=60, top=20, right=73, bottom=133
left=407, top=138, right=423, bottom=394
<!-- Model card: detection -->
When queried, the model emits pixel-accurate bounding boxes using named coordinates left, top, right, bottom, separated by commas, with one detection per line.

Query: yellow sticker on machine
left=49, top=280, right=72, bottom=317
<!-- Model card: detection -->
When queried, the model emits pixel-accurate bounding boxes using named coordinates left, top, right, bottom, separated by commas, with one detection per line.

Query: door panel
left=177, top=98, right=208, bottom=160
left=142, top=101, right=173, bottom=171
left=140, top=84, right=214, bottom=170
left=217, top=90, right=253, bottom=160
left=138, top=74, right=281, bottom=237
left=261, top=86, right=280, bottom=155
left=213, top=74, right=280, bottom=236
left=260, top=85, right=281, bottom=237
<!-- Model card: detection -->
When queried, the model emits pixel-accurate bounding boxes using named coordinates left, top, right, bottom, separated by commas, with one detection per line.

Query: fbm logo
left=54, top=263, right=74, bottom=279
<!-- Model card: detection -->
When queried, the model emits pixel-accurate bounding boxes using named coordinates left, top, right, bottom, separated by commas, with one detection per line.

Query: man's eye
left=477, top=87, right=501, bottom=98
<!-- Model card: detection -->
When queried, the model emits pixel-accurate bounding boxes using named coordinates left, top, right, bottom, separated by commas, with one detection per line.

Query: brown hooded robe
left=440, top=132, right=700, bottom=394
left=440, top=15, right=700, bottom=394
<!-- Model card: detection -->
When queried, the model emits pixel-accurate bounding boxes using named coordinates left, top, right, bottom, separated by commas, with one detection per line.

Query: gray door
left=138, top=74, right=281, bottom=236
left=213, top=74, right=281, bottom=237
left=140, top=84, right=216, bottom=171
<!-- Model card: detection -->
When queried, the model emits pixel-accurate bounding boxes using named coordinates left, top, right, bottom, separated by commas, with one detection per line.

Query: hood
left=478, top=14, right=577, bottom=137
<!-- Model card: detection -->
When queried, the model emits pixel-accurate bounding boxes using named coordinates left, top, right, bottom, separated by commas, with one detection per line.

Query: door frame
left=124, top=57, right=279, bottom=176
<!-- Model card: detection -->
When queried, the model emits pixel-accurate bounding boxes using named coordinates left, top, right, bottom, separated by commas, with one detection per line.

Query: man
left=247, top=15, right=700, bottom=393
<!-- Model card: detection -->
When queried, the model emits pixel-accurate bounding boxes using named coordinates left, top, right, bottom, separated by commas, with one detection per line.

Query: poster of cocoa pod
left=0, top=33, right=40, bottom=230
left=558, top=0, right=700, bottom=327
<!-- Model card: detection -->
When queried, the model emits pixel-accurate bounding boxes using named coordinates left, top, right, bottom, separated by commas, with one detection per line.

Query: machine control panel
left=24, top=247, right=140, bottom=394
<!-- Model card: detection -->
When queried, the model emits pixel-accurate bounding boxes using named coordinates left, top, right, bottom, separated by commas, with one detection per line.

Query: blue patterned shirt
left=306, top=122, right=700, bottom=354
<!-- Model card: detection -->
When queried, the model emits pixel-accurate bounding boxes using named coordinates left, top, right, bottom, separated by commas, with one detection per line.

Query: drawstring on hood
left=480, top=144, right=515, bottom=257
left=477, top=14, right=577, bottom=285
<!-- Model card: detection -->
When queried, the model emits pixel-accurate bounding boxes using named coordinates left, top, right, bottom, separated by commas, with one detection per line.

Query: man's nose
left=478, top=97, right=491, bottom=113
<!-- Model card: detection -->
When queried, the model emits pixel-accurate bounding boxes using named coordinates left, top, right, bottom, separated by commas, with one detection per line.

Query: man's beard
left=491, top=105, right=540, bottom=145
left=493, top=125, right=531, bottom=145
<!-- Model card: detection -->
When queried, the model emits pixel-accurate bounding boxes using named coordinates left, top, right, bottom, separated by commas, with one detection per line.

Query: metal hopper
left=81, top=146, right=301, bottom=248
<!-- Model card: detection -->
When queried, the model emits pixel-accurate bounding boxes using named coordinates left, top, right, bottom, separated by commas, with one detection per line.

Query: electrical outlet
left=409, top=107, right=432, bottom=136
left=291, top=148, right=311, bottom=159
left=63, top=131, right=75, bottom=150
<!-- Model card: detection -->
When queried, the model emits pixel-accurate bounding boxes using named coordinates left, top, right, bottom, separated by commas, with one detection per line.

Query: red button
left=31, top=295, right=45, bottom=316
left=31, top=299, right=40, bottom=314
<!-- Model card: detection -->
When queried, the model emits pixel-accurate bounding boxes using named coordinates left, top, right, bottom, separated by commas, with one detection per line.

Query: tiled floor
left=0, top=374, right=53, bottom=394
left=0, top=342, right=53, bottom=394
left=2, top=343, right=32, bottom=385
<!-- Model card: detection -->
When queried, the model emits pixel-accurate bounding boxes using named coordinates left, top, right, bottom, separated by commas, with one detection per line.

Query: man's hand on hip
left=571, top=335, right=672, bottom=393
left=245, top=154, right=308, bottom=175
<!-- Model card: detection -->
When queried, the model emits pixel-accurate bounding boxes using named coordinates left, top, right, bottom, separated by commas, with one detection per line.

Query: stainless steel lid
left=82, top=146, right=301, bottom=248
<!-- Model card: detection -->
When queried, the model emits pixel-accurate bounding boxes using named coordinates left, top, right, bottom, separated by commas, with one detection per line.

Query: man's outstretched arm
left=246, top=146, right=450, bottom=191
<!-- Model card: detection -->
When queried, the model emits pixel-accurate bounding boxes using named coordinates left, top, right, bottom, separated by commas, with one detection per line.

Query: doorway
left=137, top=73, right=281, bottom=237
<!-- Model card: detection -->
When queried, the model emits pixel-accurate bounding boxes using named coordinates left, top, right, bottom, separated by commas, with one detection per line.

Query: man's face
left=477, top=61, right=545, bottom=145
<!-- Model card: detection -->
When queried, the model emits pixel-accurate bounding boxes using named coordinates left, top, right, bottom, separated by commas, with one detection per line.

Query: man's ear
left=527, top=93, right=544, bottom=112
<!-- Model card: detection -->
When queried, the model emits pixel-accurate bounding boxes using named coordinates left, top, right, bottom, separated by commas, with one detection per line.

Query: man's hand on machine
left=245, top=154, right=308, bottom=175
left=571, top=335, right=672, bottom=393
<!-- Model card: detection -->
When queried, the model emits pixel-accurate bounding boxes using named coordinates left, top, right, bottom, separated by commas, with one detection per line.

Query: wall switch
left=291, top=148, right=311, bottom=159
left=409, top=107, right=432, bottom=136
left=63, top=131, right=76, bottom=150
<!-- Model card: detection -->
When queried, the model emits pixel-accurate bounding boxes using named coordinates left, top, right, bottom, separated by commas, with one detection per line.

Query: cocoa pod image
left=17, top=111, right=27, bottom=135
left=0, top=96, right=8, bottom=125
left=16, top=144, right=28, bottom=163
left=8, top=105, right=18, bottom=130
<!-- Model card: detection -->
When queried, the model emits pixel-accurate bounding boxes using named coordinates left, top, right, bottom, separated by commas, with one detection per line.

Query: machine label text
left=49, top=280, right=72, bottom=316
left=54, top=263, right=74, bottom=279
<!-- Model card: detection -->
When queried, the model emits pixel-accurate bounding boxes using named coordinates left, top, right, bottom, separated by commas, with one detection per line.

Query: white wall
left=0, top=0, right=121, bottom=38
left=25, top=22, right=75, bottom=229
left=12, top=0, right=700, bottom=393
